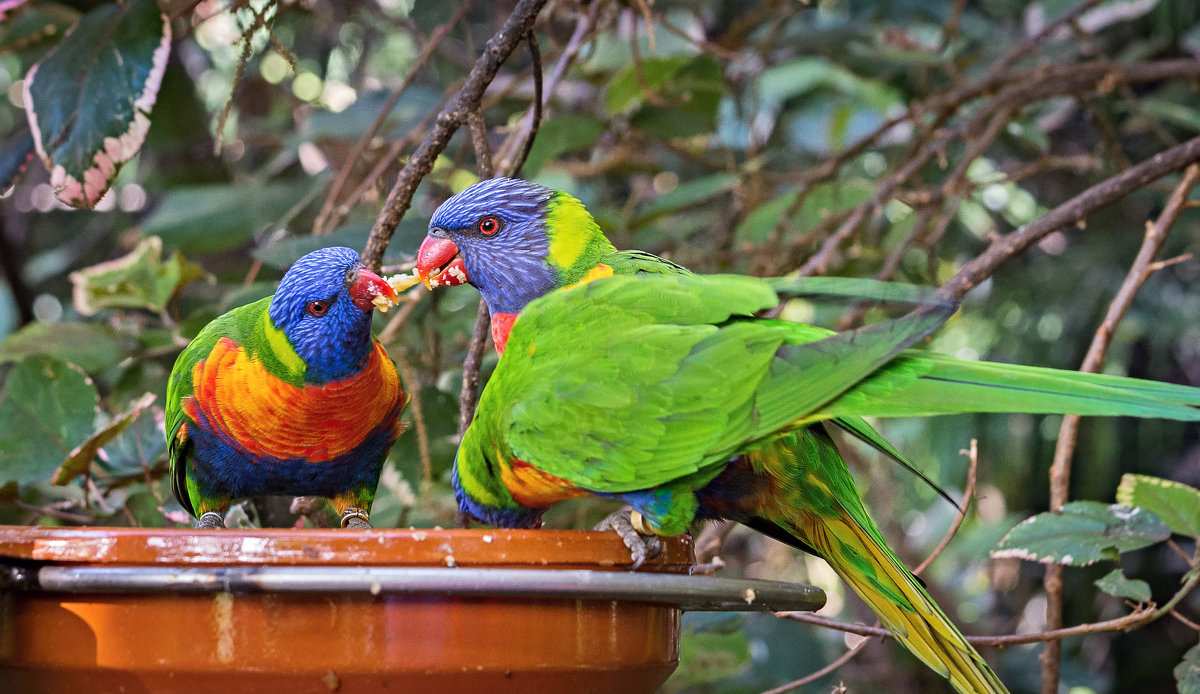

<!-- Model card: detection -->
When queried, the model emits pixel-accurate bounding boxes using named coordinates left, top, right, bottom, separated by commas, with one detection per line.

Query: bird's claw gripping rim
left=594, top=508, right=663, bottom=570
left=195, top=511, right=225, bottom=529
left=340, top=508, right=373, bottom=529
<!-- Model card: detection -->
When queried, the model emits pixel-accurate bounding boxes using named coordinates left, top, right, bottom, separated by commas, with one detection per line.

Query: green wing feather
left=485, top=272, right=1199, bottom=495
left=494, top=274, right=952, bottom=492
left=596, top=253, right=956, bottom=494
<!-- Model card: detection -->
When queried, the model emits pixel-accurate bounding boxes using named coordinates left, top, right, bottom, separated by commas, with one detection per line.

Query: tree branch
left=314, top=3, right=471, bottom=234
left=361, top=0, right=549, bottom=271
left=1039, top=161, right=1200, bottom=693
left=935, top=135, right=1200, bottom=303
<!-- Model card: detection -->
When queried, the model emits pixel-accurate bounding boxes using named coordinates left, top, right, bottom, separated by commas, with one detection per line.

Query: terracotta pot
left=0, top=526, right=823, bottom=694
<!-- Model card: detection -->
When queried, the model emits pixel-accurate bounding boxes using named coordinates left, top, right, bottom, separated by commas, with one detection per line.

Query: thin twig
left=914, top=440, right=978, bottom=575
left=14, top=500, right=93, bottom=524
left=1170, top=610, right=1200, bottom=632
left=759, top=637, right=872, bottom=694
left=502, top=31, right=543, bottom=178
left=458, top=299, right=491, bottom=438
left=780, top=601, right=1162, bottom=648
left=467, top=110, right=495, bottom=178
left=935, top=136, right=1200, bottom=303
left=314, top=3, right=471, bottom=234
left=495, top=2, right=600, bottom=171
left=376, top=287, right=427, bottom=344
left=392, top=347, right=433, bottom=492
left=362, top=0, right=549, bottom=271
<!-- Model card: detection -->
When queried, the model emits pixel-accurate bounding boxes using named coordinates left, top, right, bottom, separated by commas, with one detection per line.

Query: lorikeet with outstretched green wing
left=166, top=246, right=406, bottom=529
left=414, top=178, right=1200, bottom=694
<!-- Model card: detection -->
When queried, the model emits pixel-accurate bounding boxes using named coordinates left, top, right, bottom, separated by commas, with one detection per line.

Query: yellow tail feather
left=801, top=513, right=1008, bottom=694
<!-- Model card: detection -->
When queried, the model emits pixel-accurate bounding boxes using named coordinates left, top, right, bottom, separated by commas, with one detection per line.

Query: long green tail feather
left=815, top=351, right=1200, bottom=422
left=764, top=275, right=947, bottom=306
left=833, top=416, right=962, bottom=512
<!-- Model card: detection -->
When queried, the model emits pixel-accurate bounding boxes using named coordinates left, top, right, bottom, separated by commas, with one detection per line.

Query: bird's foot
left=594, top=508, right=662, bottom=570
left=340, top=507, right=373, bottom=529
left=195, top=511, right=226, bottom=529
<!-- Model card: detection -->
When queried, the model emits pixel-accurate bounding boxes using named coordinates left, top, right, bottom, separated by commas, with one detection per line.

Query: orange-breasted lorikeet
left=414, top=178, right=1200, bottom=694
left=166, top=246, right=406, bottom=529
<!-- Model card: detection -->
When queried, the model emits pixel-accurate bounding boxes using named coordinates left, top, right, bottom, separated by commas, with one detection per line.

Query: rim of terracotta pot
left=0, top=526, right=825, bottom=613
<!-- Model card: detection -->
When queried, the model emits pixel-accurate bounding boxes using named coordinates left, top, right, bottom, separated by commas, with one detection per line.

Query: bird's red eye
left=306, top=300, right=329, bottom=316
left=478, top=216, right=501, bottom=235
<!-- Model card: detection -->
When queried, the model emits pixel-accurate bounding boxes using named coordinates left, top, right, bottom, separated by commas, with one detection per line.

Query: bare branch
left=935, top=136, right=1200, bottom=303
left=362, top=0, right=549, bottom=271
left=314, top=3, right=471, bottom=234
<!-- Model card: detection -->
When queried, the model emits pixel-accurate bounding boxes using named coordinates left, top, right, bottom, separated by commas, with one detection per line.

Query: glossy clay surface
left=0, top=527, right=693, bottom=694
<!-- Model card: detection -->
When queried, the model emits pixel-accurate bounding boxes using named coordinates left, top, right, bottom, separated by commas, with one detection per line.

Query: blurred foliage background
left=2, top=0, right=1200, bottom=692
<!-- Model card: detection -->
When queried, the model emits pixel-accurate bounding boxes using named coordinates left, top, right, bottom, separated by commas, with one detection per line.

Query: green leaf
left=0, top=127, right=35, bottom=194
left=0, top=321, right=126, bottom=373
left=141, top=180, right=319, bottom=255
left=52, top=392, right=156, bottom=486
left=120, top=490, right=174, bottom=528
left=0, top=3, right=79, bottom=60
left=522, top=114, right=606, bottom=175
left=70, top=236, right=209, bottom=316
left=253, top=223, right=372, bottom=270
left=605, top=55, right=724, bottom=138
left=24, top=0, right=170, bottom=208
left=992, top=501, right=1170, bottom=566
left=734, top=191, right=799, bottom=244
left=96, top=404, right=166, bottom=475
left=388, top=386, right=460, bottom=487
left=1178, top=642, right=1200, bottom=694
left=666, top=619, right=752, bottom=691
left=1140, top=97, right=1200, bottom=133
left=1116, top=473, right=1200, bottom=538
left=1094, top=568, right=1151, bottom=602
left=757, top=58, right=834, bottom=109
left=0, top=356, right=99, bottom=486
left=632, top=173, right=739, bottom=227
left=633, top=55, right=724, bottom=139
left=605, top=56, right=692, bottom=115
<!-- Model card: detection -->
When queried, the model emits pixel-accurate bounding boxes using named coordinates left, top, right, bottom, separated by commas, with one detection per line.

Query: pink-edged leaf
left=24, top=0, right=170, bottom=209
left=0, top=0, right=29, bottom=22
left=0, top=127, right=35, bottom=194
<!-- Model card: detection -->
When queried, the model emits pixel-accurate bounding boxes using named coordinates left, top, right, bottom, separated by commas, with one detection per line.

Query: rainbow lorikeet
left=166, top=246, right=406, bottom=529
left=413, top=179, right=1200, bottom=694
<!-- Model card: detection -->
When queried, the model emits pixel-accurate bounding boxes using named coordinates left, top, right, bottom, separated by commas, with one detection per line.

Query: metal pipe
left=7, top=565, right=825, bottom=613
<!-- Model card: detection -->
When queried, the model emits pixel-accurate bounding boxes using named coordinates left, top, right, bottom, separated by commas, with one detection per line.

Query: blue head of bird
left=415, top=178, right=609, bottom=315
left=268, top=246, right=397, bottom=384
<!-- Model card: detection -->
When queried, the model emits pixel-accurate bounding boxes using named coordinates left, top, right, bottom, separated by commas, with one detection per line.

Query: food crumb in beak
left=371, top=293, right=395, bottom=312
left=371, top=272, right=423, bottom=312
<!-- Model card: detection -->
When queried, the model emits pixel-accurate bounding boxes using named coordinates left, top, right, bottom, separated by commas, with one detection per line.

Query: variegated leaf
left=24, top=0, right=170, bottom=208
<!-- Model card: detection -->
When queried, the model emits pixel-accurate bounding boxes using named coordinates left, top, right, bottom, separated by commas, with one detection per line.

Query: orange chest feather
left=185, top=337, right=403, bottom=461
left=499, top=457, right=589, bottom=508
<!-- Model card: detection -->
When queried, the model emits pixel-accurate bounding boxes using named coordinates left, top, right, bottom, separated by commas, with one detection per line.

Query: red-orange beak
left=416, top=234, right=470, bottom=289
left=349, top=267, right=398, bottom=311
